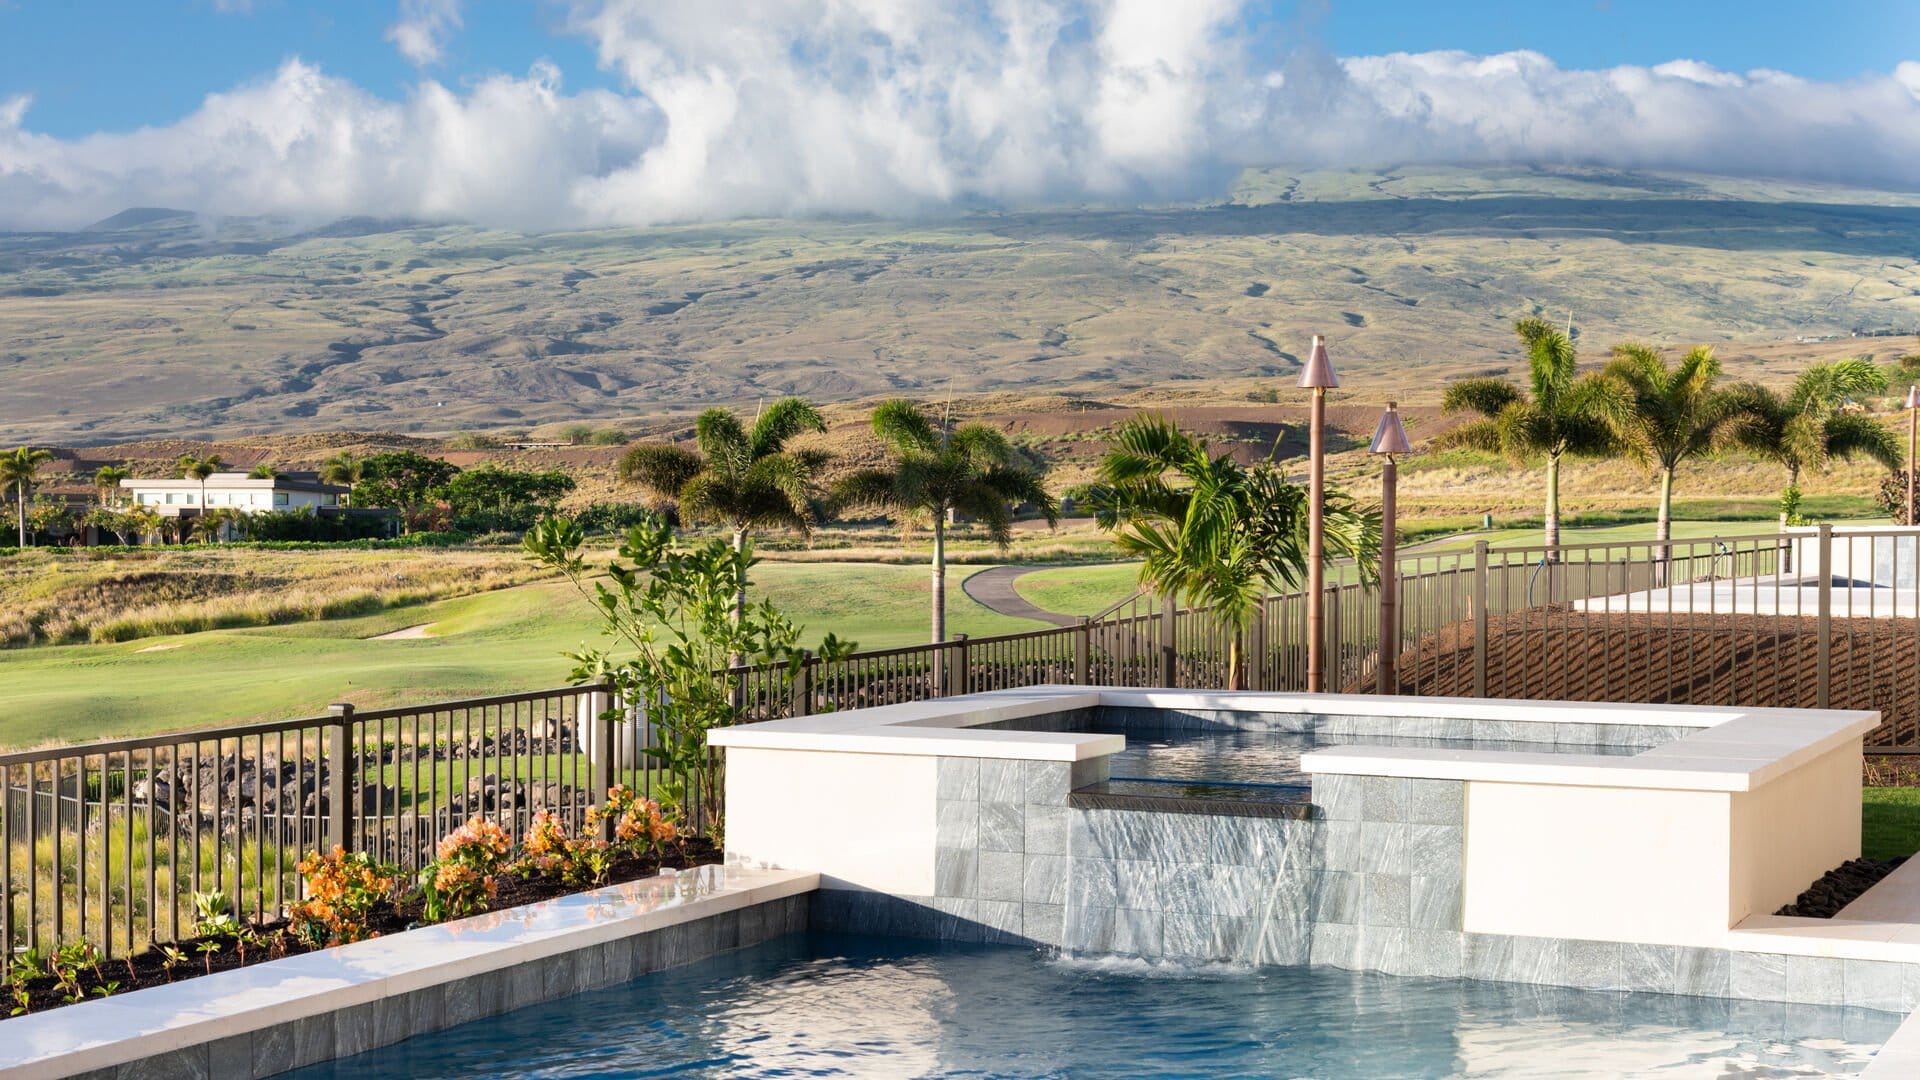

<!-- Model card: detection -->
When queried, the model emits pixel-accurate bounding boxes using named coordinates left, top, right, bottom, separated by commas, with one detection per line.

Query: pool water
left=1092, top=726, right=1648, bottom=804
left=288, top=934, right=1898, bottom=1079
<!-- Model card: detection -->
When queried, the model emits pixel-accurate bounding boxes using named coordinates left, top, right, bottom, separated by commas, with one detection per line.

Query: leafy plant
left=192, top=889, right=241, bottom=937
left=197, top=940, right=221, bottom=976
left=518, top=809, right=612, bottom=887
left=590, top=785, right=680, bottom=859
left=525, top=514, right=826, bottom=828
left=1081, top=415, right=1378, bottom=689
left=419, top=815, right=514, bottom=923
left=51, top=943, right=95, bottom=1002
left=158, top=945, right=188, bottom=982
left=1722, top=358, right=1900, bottom=517
left=287, top=846, right=397, bottom=948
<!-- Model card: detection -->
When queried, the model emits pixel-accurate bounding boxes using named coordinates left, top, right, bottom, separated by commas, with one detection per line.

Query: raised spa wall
left=715, top=687, right=1907, bottom=1012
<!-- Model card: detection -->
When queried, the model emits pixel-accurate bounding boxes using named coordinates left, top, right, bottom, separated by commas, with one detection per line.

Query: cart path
left=961, top=566, right=1087, bottom=627
left=962, top=533, right=1493, bottom=629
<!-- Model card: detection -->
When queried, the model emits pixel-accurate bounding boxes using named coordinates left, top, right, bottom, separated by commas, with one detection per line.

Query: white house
left=121, top=472, right=351, bottom=517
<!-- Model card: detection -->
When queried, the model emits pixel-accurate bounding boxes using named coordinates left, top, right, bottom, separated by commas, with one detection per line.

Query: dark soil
left=5, top=839, right=719, bottom=1016
left=1774, top=855, right=1907, bottom=918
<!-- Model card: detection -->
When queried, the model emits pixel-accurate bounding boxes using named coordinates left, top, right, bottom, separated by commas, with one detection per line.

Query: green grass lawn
left=0, top=562, right=1042, bottom=748
left=1864, top=787, right=1920, bottom=861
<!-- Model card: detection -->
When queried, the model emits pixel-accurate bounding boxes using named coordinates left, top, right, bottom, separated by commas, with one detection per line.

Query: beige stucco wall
left=1728, top=738, right=1862, bottom=924
left=723, top=747, right=938, bottom=894
left=1463, top=782, right=1735, bottom=945
left=1462, top=743, right=1864, bottom=946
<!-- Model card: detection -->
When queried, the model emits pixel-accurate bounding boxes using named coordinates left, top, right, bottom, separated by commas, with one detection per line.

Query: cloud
left=0, top=1, right=1916, bottom=231
left=386, top=0, right=463, bottom=67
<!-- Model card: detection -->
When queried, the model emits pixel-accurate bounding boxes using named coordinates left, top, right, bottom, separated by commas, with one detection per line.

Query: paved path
left=961, top=566, right=1087, bottom=627
left=962, top=533, right=1498, bottom=628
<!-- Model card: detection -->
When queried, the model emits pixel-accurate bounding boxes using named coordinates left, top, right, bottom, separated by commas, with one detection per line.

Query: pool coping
left=0, top=865, right=817, bottom=1080
left=712, top=685, right=1879, bottom=794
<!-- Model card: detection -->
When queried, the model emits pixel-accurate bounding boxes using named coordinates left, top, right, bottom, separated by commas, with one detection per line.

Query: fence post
left=325, top=704, right=354, bottom=854
left=1817, top=524, right=1833, bottom=709
left=948, top=634, right=971, bottom=697
left=1160, top=593, right=1178, bottom=688
left=792, top=653, right=814, bottom=717
left=1075, top=618, right=1091, bottom=686
left=588, top=689, right=615, bottom=840
left=1248, top=597, right=1267, bottom=691
left=1472, top=542, right=1490, bottom=699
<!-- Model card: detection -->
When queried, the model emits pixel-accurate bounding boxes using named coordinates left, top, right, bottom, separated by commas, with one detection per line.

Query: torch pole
left=1307, top=386, right=1327, bottom=693
left=1377, top=453, right=1397, bottom=695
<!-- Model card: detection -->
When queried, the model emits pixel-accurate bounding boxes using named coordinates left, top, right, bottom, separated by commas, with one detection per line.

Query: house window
left=274, top=493, right=290, bottom=507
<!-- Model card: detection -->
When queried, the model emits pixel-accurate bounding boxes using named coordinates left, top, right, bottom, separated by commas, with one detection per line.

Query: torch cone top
left=1298, top=335, right=1339, bottom=389
left=1370, top=401, right=1412, bottom=455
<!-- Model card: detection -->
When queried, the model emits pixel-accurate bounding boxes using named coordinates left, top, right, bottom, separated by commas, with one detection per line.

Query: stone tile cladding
left=824, top=706, right=1920, bottom=1013
left=64, top=896, right=811, bottom=1080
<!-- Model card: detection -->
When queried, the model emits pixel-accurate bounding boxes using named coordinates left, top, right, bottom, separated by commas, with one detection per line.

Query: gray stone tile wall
left=65, top=895, right=812, bottom=1080
left=1091, top=705, right=1691, bottom=749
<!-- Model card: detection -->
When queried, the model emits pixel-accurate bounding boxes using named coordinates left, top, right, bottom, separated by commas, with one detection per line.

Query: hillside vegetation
left=2, top=165, right=1917, bottom=444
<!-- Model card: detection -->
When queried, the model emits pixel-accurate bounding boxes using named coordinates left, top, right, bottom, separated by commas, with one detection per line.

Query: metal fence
left=11, top=523, right=1920, bottom=957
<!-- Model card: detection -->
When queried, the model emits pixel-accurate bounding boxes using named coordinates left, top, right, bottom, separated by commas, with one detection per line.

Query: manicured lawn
left=1864, top=787, right=1920, bottom=861
left=0, top=562, right=1042, bottom=748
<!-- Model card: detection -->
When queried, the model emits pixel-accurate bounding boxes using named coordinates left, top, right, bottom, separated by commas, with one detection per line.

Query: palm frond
left=870, top=399, right=939, bottom=456
left=1822, top=413, right=1903, bottom=472
left=1439, top=378, right=1522, bottom=420
left=693, top=409, right=749, bottom=474
left=747, top=397, right=826, bottom=460
left=618, top=443, right=704, bottom=497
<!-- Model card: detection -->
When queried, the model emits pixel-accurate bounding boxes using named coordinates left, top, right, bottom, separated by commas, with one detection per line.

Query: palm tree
left=0, top=446, right=55, bottom=547
left=619, top=398, right=830, bottom=621
left=93, top=464, right=130, bottom=507
left=1722, top=359, right=1899, bottom=520
left=177, top=453, right=225, bottom=541
left=1438, top=318, right=1627, bottom=549
left=320, top=452, right=363, bottom=489
left=1601, top=343, right=1741, bottom=547
left=248, top=463, right=279, bottom=480
left=833, top=400, right=1058, bottom=643
left=1084, top=416, right=1378, bottom=689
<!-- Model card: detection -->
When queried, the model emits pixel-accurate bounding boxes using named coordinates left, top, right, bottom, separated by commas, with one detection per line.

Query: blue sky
left=2, top=1, right=1915, bottom=138
left=1, top=2, right=1916, bottom=230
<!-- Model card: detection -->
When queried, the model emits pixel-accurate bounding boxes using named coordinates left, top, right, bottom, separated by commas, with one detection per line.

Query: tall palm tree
left=93, top=464, right=131, bottom=507
left=1601, top=343, right=1740, bottom=547
left=1085, top=416, right=1378, bottom=689
left=619, top=398, right=830, bottom=621
left=1438, top=318, right=1628, bottom=549
left=177, top=454, right=225, bottom=541
left=1722, top=359, right=1899, bottom=519
left=1, top=446, right=55, bottom=547
left=834, top=400, right=1057, bottom=643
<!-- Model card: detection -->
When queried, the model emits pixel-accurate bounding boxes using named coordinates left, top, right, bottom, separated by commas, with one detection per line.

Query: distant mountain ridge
left=1, top=165, right=1916, bottom=445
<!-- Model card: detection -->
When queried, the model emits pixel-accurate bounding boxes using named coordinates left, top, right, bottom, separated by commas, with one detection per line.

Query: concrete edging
left=0, top=865, right=817, bottom=1080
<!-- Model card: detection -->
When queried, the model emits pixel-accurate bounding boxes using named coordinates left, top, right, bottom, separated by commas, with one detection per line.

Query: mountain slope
left=2, top=165, right=1916, bottom=444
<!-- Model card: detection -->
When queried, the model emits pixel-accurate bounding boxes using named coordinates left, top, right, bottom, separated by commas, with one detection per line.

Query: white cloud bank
left=1, top=0, right=1917, bottom=231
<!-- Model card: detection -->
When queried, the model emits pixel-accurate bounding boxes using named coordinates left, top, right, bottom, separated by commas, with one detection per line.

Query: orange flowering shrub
left=518, top=809, right=612, bottom=887
left=288, top=847, right=396, bottom=948
left=419, top=815, right=513, bottom=923
left=589, top=785, right=679, bottom=859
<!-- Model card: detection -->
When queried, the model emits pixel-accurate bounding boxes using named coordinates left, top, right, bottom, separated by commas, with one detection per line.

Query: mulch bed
left=6, top=839, right=720, bottom=1017
left=1775, top=855, right=1908, bottom=918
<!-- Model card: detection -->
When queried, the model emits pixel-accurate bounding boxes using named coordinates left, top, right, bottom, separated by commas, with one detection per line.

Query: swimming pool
left=288, top=933, right=1899, bottom=1079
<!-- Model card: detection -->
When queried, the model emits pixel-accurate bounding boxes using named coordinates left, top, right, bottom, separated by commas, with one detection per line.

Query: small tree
left=523, top=514, right=850, bottom=833
left=1722, top=358, right=1899, bottom=520
left=1601, top=343, right=1741, bottom=548
left=1083, top=416, right=1379, bottom=689
left=1, top=447, right=55, bottom=548
left=354, top=451, right=460, bottom=533
left=93, top=464, right=130, bottom=507
left=833, top=400, right=1058, bottom=643
left=176, top=453, right=225, bottom=540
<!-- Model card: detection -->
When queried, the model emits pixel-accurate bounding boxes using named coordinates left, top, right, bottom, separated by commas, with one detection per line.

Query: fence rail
left=10, top=523, right=1920, bottom=957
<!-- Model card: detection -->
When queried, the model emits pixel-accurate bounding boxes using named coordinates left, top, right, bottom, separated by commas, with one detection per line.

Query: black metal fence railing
left=11, top=524, right=1920, bottom=957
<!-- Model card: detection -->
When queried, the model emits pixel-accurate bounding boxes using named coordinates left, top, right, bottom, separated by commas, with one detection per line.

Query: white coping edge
left=708, top=685, right=1880, bottom=793
left=0, top=865, right=818, bottom=1080
left=1864, top=1008, right=1920, bottom=1078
